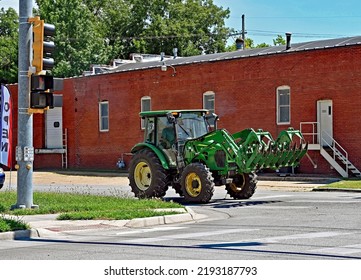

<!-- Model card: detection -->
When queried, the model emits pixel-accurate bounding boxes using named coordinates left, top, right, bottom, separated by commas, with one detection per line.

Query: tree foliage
left=226, top=34, right=287, bottom=51
left=35, top=0, right=231, bottom=77
left=35, top=0, right=111, bottom=77
left=1, top=1, right=289, bottom=80
left=0, top=7, right=18, bottom=84
left=273, top=34, right=286, bottom=46
left=139, top=0, right=231, bottom=56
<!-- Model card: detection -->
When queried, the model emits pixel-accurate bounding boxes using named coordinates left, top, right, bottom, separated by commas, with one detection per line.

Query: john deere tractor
left=129, top=110, right=308, bottom=203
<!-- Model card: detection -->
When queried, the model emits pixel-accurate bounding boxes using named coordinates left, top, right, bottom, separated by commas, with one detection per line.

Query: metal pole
left=12, top=0, right=37, bottom=209
left=241, top=14, right=245, bottom=50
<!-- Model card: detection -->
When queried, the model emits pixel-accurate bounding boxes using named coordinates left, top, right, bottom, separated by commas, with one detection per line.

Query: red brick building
left=6, top=36, right=361, bottom=177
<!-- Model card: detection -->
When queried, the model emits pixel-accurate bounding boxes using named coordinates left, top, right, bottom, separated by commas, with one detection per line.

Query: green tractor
left=129, top=110, right=308, bottom=203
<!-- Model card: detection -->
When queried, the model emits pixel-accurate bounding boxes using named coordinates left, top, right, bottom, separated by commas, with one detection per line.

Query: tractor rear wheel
left=181, top=163, right=215, bottom=203
left=128, top=149, right=169, bottom=198
left=226, top=172, right=257, bottom=199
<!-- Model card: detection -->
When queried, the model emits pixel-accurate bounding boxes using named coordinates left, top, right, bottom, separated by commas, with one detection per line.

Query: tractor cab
left=141, top=110, right=214, bottom=166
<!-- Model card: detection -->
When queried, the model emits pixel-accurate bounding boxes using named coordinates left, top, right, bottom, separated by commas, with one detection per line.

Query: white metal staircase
left=300, top=122, right=361, bottom=178
left=62, top=128, right=68, bottom=169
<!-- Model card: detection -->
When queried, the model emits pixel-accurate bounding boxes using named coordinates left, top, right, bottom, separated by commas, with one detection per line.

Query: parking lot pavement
left=2, top=170, right=338, bottom=192
left=3, top=170, right=338, bottom=196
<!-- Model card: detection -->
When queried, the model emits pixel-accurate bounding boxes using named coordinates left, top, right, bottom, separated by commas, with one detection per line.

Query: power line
left=246, top=29, right=350, bottom=38
left=230, top=15, right=361, bottom=19
left=55, top=27, right=351, bottom=44
left=58, top=32, right=238, bottom=42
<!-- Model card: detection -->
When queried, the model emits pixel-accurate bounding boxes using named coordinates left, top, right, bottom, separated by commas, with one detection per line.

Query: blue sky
left=214, top=0, right=361, bottom=45
left=1, top=0, right=36, bottom=11
left=2, top=0, right=361, bottom=45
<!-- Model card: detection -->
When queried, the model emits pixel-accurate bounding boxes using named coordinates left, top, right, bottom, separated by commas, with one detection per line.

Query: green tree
left=36, top=0, right=112, bottom=77
left=85, top=0, right=231, bottom=57
left=83, top=0, right=150, bottom=59
left=36, top=0, right=231, bottom=77
left=226, top=35, right=287, bottom=51
left=256, top=42, right=271, bottom=48
left=140, top=0, right=231, bottom=56
left=273, top=34, right=286, bottom=46
left=0, top=7, right=18, bottom=84
left=225, top=37, right=253, bottom=52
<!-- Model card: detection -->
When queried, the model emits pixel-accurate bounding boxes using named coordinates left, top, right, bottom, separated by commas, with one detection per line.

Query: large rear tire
left=181, top=163, right=214, bottom=203
left=225, top=172, right=257, bottom=199
left=128, top=149, right=169, bottom=198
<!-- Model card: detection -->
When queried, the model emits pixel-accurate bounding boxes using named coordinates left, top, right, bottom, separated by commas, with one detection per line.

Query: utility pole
left=12, top=0, right=37, bottom=209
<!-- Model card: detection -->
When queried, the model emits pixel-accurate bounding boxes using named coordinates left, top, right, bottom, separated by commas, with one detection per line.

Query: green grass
left=0, top=191, right=184, bottom=231
left=320, top=180, right=361, bottom=190
left=0, top=216, right=29, bottom=232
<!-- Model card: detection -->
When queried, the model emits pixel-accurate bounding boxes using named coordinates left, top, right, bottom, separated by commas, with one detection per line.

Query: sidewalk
left=0, top=207, right=206, bottom=240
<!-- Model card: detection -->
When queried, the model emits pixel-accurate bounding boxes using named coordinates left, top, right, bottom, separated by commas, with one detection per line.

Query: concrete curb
left=0, top=207, right=205, bottom=240
left=0, top=229, right=39, bottom=240
left=258, top=175, right=340, bottom=183
left=312, top=188, right=361, bottom=193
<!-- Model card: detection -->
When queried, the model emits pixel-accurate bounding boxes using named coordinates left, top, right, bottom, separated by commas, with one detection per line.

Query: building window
left=277, top=86, right=290, bottom=124
left=203, top=91, right=215, bottom=126
left=99, top=101, right=109, bottom=132
left=203, top=91, right=215, bottom=113
left=141, top=96, right=151, bottom=129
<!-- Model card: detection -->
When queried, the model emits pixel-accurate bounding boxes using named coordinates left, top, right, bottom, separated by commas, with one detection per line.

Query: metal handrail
left=300, top=121, right=349, bottom=174
left=300, top=122, right=319, bottom=144
left=320, top=130, right=348, bottom=174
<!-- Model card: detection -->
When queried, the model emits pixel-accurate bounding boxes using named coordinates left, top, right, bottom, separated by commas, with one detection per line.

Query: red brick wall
left=6, top=44, right=361, bottom=175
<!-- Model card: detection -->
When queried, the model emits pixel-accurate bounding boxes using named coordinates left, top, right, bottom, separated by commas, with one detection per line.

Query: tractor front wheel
left=128, top=149, right=169, bottom=199
left=226, top=172, right=257, bottom=199
left=181, top=163, right=215, bottom=203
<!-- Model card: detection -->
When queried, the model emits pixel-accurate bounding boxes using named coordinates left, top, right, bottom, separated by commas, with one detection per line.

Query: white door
left=317, top=100, right=333, bottom=147
left=45, top=107, right=63, bottom=149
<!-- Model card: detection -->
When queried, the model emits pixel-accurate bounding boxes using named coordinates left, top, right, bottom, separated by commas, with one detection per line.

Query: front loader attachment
left=232, top=127, right=308, bottom=172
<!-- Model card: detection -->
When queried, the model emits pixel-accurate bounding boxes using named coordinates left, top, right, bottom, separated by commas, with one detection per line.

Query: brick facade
left=6, top=43, right=361, bottom=176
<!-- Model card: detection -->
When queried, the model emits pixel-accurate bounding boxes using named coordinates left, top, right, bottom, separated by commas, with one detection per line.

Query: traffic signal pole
left=12, top=0, right=37, bottom=209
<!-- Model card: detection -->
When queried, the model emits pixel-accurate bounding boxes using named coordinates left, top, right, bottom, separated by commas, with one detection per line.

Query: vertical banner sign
left=0, top=85, right=12, bottom=167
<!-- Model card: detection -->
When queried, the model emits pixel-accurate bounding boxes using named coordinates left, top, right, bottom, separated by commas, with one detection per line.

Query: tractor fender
left=130, top=143, right=170, bottom=170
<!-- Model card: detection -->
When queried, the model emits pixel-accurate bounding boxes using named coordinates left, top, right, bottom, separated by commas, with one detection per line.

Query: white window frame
left=203, top=91, right=215, bottom=127
left=141, top=96, right=151, bottom=129
left=99, top=101, right=109, bottom=132
left=276, top=86, right=291, bottom=125
left=203, top=91, right=215, bottom=113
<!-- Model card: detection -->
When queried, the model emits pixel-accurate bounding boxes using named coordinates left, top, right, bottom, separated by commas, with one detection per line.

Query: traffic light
left=30, top=74, right=54, bottom=110
left=28, top=17, right=55, bottom=73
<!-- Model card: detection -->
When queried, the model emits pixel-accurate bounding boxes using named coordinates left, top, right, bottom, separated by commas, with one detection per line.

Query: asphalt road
left=1, top=174, right=360, bottom=260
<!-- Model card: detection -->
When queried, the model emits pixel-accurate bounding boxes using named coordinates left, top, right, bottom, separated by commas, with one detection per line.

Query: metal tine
left=266, top=144, right=282, bottom=168
left=269, top=151, right=282, bottom=168
left=278, top=142, right=295, bottom=165
left=266, top=148, right=280, bottom=168
left=287, top=142, right=299, bottom=161
left=290, top=142, right=308, bottom=165
left=246, top=144, right=261, bottom=168
left=286, top=143, right=300, bottom=165
left=263, top=139, right=273, bottom=152
left=259, top=143, right=265, bottom=153
left=294, top=142, right=308, bottom=162
left=252, top=153, right=265, bottom=170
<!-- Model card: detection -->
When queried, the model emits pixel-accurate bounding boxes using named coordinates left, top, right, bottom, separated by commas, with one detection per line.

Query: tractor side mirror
left=205, top=113, right=219, bottom=129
